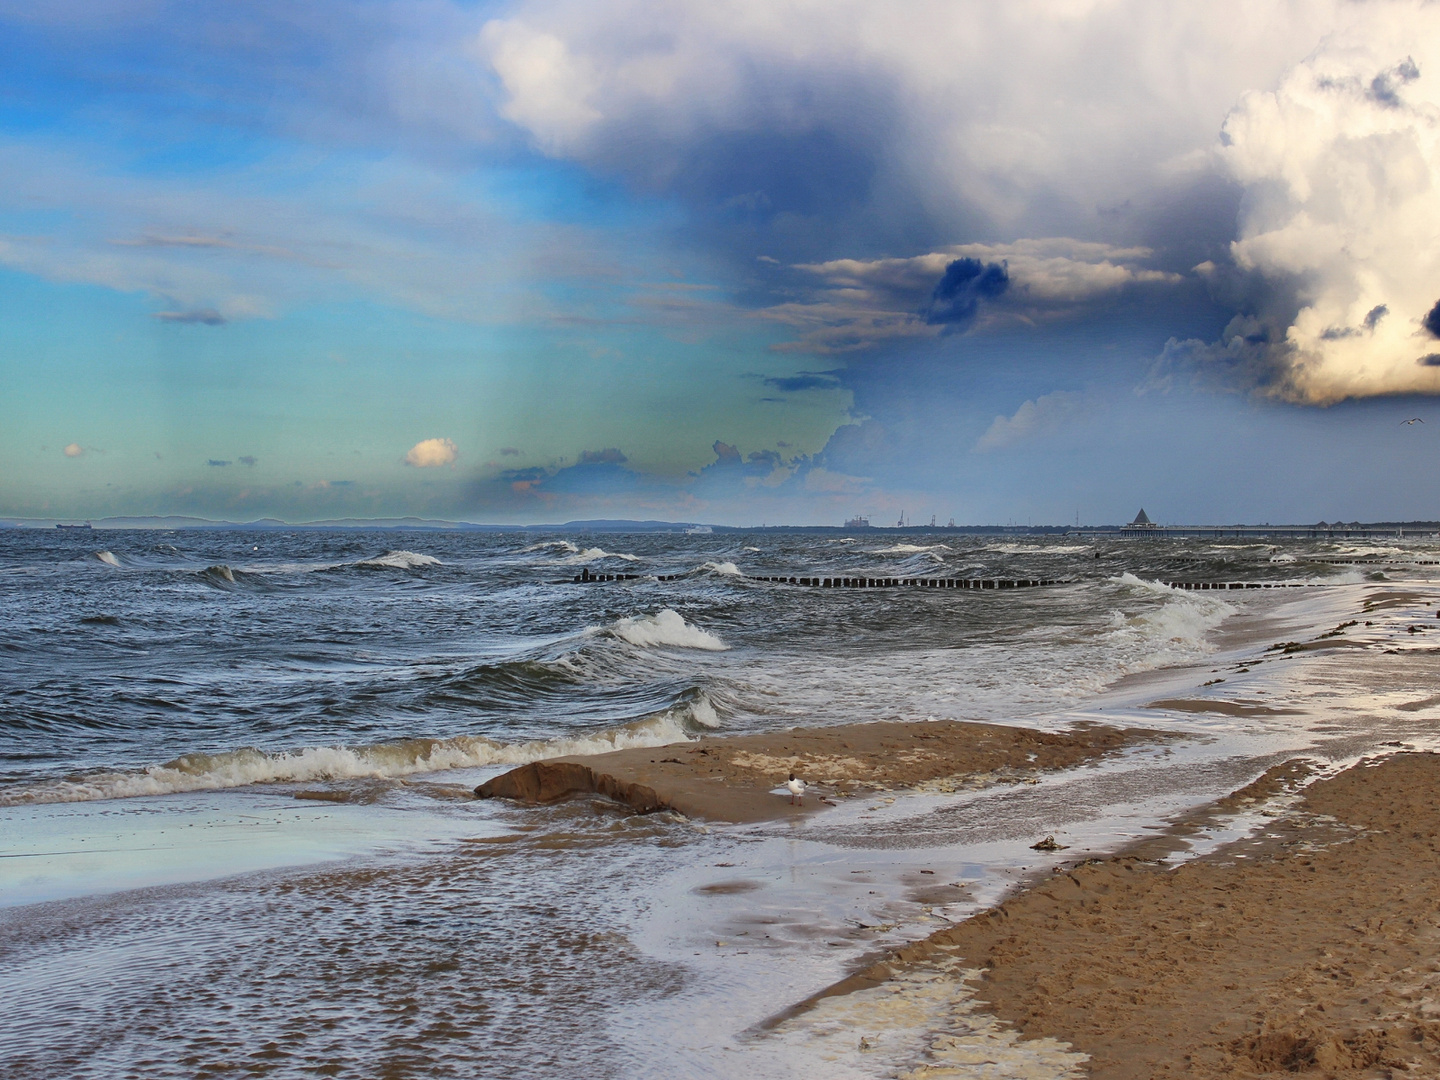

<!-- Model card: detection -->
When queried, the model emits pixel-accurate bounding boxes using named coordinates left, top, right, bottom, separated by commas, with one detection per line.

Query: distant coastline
left=4, top=515, right=1440, bottom=535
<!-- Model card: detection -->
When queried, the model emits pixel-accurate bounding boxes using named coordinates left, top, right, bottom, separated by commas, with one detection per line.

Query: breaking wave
left=560, top=548, right=641, bottom=565
left=523, top=539, right=580, bottom=554
left=604, top=609, right=728, bottom=651
left=1105, top=573, right=1235, bottom=663
left=94, top=551, right=121, bottom=567
left=355, top=550, right=442, bottom=570
left=873, top=543, right=952, bottom=554
left=0, top=709, right=710, bottom=807
left=700, top=561, right=743, bottom=577
left=200, top=564, right=238, bottom=587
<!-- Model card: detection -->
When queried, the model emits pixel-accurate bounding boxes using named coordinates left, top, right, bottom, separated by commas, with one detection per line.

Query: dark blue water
left=0, top=527, right=1399, bottom=803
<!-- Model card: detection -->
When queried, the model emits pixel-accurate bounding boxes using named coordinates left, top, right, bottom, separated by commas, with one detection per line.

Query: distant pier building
left=1119, top=508, right=1161, bottom=537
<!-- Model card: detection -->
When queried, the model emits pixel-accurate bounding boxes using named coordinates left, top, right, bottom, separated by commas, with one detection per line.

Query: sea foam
left=95, top=551, right=121, bottom=567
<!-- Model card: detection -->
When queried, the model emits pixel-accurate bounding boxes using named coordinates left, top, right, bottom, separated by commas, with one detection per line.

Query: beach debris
left=858, top=1036, right=876, bottom=1052
left=1031, top=835, right=1068, bottom=851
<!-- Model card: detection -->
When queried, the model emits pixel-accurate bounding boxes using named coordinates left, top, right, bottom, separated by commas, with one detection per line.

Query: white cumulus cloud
left=974, top=391, right=1087, bottom=452
left=1213, top=6, right=1440, bottom=402
left=405, top=437, right=459, bottom=467
left=63, top=442, right=84, bottom=457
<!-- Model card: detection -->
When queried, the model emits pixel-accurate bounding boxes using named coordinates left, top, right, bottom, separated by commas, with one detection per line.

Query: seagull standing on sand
left=787, top=773, right=807, bottom=806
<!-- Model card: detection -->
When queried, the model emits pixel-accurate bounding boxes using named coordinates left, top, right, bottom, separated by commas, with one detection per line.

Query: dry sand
left=847, top=752, right=1440, bottom=1079
left=475, top=719, right=1161, bottom=823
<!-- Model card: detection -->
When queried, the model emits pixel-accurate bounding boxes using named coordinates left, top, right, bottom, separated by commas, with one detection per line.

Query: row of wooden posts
left=572, top=567, right=1335, bottom=590
left=573, top=568, right=1061, bottom=587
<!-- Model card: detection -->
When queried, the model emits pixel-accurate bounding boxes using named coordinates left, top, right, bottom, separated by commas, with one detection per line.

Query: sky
left=4, top=0, right=1440, bottom=526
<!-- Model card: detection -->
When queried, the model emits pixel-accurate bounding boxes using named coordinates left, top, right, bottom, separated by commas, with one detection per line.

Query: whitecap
left=355, top=550, right=442, bottom=570
left=560, top=547, right=641, bottom=565
left=686, top=693, right=722, bottom=729
left=700, top=561, right=743, bottom=576
left=606, top=609, right=729, bottom=651
left=873, top=543, right=952, bottom=554
left=94, top=551, right=121, bottom=567
left=523, top=539, right=580, bottom=554
left=1106, top=573, right=1235, bottom=657
left=0, top=713, right=698, bottom=807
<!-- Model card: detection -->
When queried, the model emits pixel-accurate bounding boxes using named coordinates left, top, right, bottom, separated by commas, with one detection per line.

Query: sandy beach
left=774, top=750, right=1440, bottom=1079
left=475, top=718, right=1165, bottom=822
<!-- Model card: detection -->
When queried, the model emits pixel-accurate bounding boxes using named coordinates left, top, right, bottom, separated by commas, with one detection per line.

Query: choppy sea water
left=3, top=528, right=1440, bottom=1078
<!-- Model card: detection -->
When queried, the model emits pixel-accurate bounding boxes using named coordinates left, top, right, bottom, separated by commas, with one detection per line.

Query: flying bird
left=1402, top=417, right=1424, bottom=425
left=786, top=773, right=807, bottom=806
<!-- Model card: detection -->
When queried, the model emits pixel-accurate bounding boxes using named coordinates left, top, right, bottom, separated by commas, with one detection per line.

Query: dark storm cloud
left=1423, top=300, right=1440, bottom=338
left=923, top=258, right=1010, bottom=328
left=763, top=371, right=842, bottom=392
left=577, top=448, right=628, bottom=464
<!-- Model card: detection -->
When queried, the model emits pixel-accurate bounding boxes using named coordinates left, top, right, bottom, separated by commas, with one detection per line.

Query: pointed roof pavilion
left=1131, top=508, right=1153, bottom=525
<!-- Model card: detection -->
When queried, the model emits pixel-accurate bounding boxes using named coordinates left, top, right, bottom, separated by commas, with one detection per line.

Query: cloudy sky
left=5, top=0, right=1440, bottom=525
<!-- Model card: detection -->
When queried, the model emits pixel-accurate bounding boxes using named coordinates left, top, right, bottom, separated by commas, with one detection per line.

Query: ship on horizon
left=843, top=515, right=871, bottom=529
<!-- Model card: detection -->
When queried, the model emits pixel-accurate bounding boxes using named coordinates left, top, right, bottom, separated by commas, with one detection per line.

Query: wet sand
left=850, top=752, right=1440, bottom=1078
left=475, top=720, right=1164, bottom=822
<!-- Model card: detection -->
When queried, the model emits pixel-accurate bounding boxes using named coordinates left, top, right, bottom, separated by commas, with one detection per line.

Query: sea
left=3, top=527, right=1439, bottom=1078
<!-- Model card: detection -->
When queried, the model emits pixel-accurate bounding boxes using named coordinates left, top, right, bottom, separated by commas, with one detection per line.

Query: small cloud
left=1364, top=304, right=1389, bottom=330
left=329, top=479, right=354, bottom=486
left=207, top=459, right=231, bottom=467
left=63, top=442, right=84, bottom=457
left=405, top=437, right=458, bottom=467
left=974, top=391, right=1087, bottom=452
left=499, top=447, right=521, bottom=456
left=756, top=255, right=779, bottom=264
left=763, top=371, right=841, bottom=392
left=578, top=447, right=627, bottom=464
left=712, top=440, right=740, bottom=463
left=155, top=310, right=227, bottom=325
left=1368, top=56, right=1420, bottom=108
left=238, top=455, right=257, bottom=467
left=1417, top=354, right=1440, bottom=367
